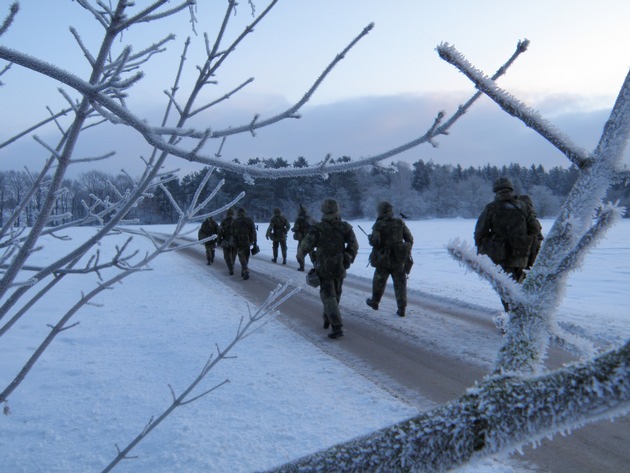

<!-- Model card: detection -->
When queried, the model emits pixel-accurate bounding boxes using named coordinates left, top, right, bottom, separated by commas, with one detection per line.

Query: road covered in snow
left=183, top=240, right=629, bottom=473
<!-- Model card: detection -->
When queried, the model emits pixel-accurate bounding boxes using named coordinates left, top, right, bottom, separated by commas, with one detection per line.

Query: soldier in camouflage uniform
left=265, top=207, right=291, bottom=264
left=475, top=177, right=541, bottom=311
left=233, top=207, right=257, bottom=280
left=365, top=201, right=414, bottom=317
left=217, top=208, right=237, bottom=275
left=292, top=204, right=315, bottom=271
left=298, top=198, right=358, bottom=339
left=198, top=216, right=219, bottom=265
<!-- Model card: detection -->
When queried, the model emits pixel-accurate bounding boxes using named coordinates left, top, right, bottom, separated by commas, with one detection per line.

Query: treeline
left=1, top=158, right=628, bottom=226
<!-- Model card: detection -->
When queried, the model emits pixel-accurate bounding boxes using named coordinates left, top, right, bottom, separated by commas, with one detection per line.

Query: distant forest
left=2, top=157, right=628, bottom=226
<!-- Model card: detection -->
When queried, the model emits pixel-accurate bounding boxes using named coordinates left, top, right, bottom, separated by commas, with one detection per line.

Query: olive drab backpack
left=369, top=218, right=410, bottom=270
left=484, top=199, right=532, bottom=263
left=233, top=217, right=254, bottom=246
left=314, top=220, right=347, bottom=279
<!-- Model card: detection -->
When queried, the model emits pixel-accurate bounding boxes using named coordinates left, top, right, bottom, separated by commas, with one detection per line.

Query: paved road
left=181, top=242, right=629, bottom=473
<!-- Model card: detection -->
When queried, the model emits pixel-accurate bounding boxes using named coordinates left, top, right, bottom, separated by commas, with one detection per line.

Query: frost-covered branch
left=268, top=340, right=630, bottom=473
left=437, top=42, right=593, bottom=169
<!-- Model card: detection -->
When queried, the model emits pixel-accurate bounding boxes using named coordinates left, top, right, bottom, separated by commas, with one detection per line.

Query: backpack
left=484, top=199, right=532, bottom=263
left=315, top=220, right=347, bottom=278
left=293, top=214, right=315, bottom=240
left=218, top=218, right=235, bottom=248
left=369, top=218, right=410, bottom=270
left=233, top=217, right=254, bottom=246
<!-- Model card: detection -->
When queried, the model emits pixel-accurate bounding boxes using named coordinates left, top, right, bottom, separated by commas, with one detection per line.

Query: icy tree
left=265, top=47, right=630, bottom=473
left=0, top=1, right=525, bottom=468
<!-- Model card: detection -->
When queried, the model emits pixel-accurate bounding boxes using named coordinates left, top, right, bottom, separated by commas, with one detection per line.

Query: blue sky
left=1, top=0, right=628, bottom=176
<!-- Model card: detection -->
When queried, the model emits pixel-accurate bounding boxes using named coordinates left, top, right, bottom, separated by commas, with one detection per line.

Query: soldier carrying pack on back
left=292, top=204, right=316, bottom=272
left=365, top=201, right=414, bottom=317
left=475, top=177, right=541, bottom=312
left=266, top=207, right=291, bottom=265
left=298, top=198, right=358, bottom=339
left=198, top=216, right=219, bottom=265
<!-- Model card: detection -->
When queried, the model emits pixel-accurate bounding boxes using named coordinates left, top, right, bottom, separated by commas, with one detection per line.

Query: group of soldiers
left=199, top=176, right=543, bottom=340
left=198, top=206, right=257, bottom=280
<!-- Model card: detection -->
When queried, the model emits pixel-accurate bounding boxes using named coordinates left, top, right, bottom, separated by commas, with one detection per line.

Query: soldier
left=217, top=208, right=237, bottom=275
left=365, top=201, right=414, bottom=317
left=298, top=198, right=358, bottom=339
left=232, top=206, right=257, bottom=280
left=292, top=204, right=315, bottom=271
left=518, top=194, right=544, bottom=269
left=475, top=177, right=541, bottom=311
left=266, top=207, right=291, bottom=265
left=198, top=216, right=219, bottom=265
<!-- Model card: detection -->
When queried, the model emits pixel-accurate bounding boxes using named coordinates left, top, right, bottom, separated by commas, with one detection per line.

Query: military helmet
left=273, top=207, right=281, bottom=215
left=320, top=198, right=339, bottom=215
left=377, top=201, right=393, bottom=215
left=492, top=177, right=514, bottom=193
left=226, top=208, right=234, bottom=217
left=237, top=207, right=246, bottom=216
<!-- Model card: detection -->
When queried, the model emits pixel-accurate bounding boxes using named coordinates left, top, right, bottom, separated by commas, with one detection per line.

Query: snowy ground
left=0, top=218, right=627, bottom=472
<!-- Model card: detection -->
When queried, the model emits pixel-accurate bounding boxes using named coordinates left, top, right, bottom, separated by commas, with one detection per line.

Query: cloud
left=1, top=93, right=625, bottom=179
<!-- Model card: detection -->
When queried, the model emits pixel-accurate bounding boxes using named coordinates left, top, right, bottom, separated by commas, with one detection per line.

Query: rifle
left=357, top=225, right=372, bottom=268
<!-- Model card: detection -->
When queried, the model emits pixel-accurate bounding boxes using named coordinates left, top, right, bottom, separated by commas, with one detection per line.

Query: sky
left=0, top=218, right=628, bottom=472
left=1, top=1, right=629, bottom=176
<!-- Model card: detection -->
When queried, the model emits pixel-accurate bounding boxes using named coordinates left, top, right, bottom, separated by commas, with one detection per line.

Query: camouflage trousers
left=236, top=245, right=251, bottom=276
left=271, top=238, right=287, bottom=261
left=204, top=242, right=216, bottom=264
left=222, top=247, right=237, bottom=275
left=499, top=266, right=525, bottom=311
left=295, top=240, right=314, bottom=270
left=319, top=277, right=344, bottom=328
left=371, top=264, right=407, bottom=312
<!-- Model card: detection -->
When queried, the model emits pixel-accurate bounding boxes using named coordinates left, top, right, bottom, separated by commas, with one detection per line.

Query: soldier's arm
left=298, top=230, right=316, bottom=259
left=403, top=222, right=414, bottom=246
left=474, top=207, right=490, bottom=248
left=345, top=224, right=359, bottom=261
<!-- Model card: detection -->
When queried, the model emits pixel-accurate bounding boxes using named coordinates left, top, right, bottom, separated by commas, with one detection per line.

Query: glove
left=343, top=251, right=352, bottom=269
left=266, top=235, right=270, bottom=240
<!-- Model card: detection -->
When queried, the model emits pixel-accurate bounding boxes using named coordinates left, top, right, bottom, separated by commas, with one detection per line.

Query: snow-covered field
left=0, top=218, right=627, bottom=472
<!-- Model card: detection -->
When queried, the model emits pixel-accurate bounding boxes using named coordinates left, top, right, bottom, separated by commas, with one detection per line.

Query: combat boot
left=282, top=258, right=286, bottom=265
left=397, top=307, right=406, bottom=317
left=297, top=265, right=305, bottom=272
left=366, top=298, right=379, bottom=310
left=328, top=326, right=344, bottom=339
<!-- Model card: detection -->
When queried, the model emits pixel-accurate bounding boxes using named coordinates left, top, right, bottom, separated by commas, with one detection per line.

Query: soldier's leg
left=296, top=251, right=305, bottom=271
left=239, top=246, right=251, bottom=279
left=280, top=239, right=287, bottom=263
left=391, top=267, right=407, bottom=316
left=366, top=269, right=388, bottom=310
left=209, top=242, right=216, bottom=263
left=272, top=241, right=278, bottom=262
left=319, top=278, right=343, bottom=337
left=223, top=248, right=234, bottom=275
left=205, top=244, right=213, bottom=264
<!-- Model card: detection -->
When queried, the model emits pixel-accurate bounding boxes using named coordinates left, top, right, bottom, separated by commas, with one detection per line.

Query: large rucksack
left=233, top=216, right=255, bottom=246
left=315, top=220, right=347, bottom=278
left=485, top=199, right=532, bottom=264
left=369, top=218, right=410, bottom=270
